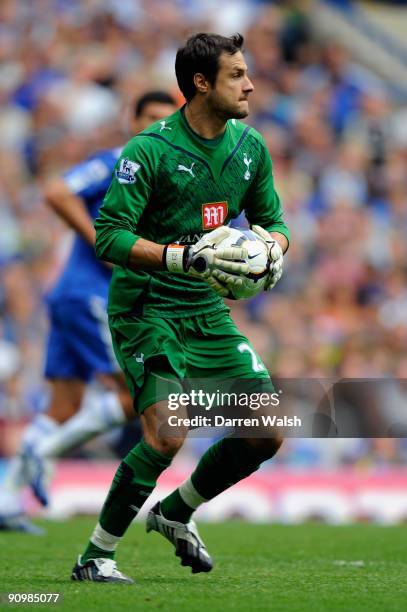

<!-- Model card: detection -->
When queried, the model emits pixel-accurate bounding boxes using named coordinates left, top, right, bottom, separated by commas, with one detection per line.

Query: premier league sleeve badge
left=115, top=157, right=141, bottom=184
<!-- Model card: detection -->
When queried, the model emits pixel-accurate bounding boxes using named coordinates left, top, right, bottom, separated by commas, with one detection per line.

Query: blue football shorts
left=44, top=296, right=120, bottom=382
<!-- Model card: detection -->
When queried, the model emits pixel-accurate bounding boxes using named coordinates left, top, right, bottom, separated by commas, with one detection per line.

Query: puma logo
left=177, top=162, right=195, bottom=177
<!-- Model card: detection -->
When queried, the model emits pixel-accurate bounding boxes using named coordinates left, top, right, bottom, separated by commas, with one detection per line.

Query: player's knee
left=145, top=435, right=184, bottom=458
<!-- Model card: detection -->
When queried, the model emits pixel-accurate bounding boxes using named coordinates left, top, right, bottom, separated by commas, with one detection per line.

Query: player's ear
left=193, top=73, right=209, bottom=95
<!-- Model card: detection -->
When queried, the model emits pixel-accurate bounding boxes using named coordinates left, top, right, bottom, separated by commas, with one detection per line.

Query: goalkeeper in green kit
left=72, top=33, right=290, bottom=583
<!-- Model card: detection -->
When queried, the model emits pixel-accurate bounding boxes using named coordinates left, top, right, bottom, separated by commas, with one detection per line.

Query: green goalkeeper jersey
left=95, top=107, right=290, bottom=318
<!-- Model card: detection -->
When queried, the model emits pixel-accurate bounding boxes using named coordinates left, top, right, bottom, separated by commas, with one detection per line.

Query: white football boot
left=71, top=556, right=134, bottom=584
left=146, top=502, right=213, bottom=573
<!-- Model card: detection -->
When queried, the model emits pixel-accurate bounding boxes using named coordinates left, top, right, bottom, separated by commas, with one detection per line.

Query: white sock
left=0, top=414, right=58, bottom=514
left=21, top=413, right=59, bottom=450
left=90, top=522, right=122, bottom=552
left=178, top=477, right=207, bottom=511
left=35, top=389, right=126, bottom=459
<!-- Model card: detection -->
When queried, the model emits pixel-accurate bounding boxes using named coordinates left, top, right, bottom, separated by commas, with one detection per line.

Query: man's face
left=132, top=101, right=177, bottom=134
left=206, top=50, right=254, bottom=120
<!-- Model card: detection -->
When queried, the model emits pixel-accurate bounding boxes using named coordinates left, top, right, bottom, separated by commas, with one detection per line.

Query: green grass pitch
left=1, top=518, right=406, bottom=611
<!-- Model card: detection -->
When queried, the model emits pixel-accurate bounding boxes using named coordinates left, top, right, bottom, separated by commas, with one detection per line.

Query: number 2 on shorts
left=237, top=342, right=265, bottom=373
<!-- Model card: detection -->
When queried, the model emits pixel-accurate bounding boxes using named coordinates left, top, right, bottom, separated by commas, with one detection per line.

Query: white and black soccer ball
left=218, top=227, right=269, bottom=299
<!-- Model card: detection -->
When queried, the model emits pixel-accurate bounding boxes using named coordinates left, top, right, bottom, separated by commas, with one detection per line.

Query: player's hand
left=205, top=275, right=231, bottom=297
left=163, top=226, right=249, bottom=296
left=186, top=226, right=250, bottom=280
left=251, top=225, right=283, bottom=290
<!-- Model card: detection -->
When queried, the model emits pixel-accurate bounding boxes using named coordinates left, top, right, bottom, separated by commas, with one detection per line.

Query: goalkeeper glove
left=163, top=226, right=249, bottom=297
left=251, top=225, right=284, bottom=290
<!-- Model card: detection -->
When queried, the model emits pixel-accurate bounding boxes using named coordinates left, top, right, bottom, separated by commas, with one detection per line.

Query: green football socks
left=81, top=439, right=172, bottom=562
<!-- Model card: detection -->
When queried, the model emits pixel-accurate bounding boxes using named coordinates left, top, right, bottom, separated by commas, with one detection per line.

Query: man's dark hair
left=175, top=33, right=244, bottom=102
left=134, top=91, right=176, bottom=118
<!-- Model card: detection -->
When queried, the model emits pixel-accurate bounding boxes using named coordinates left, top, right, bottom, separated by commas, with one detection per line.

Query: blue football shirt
left=47, top=147, right=121, bottom=303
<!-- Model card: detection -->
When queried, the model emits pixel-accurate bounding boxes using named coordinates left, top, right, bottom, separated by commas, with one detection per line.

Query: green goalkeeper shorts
left=109, top=309, right=272, bottom=414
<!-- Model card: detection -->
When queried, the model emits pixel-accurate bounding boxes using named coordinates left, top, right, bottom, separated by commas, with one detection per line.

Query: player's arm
left=43, top=178, right=96, bottom=245
left=43, top=156, right=114, bottom=247
left=244, top=140, right=290, bottom=251
left=244, top=137, right=290, bottom=289
left=95, top=140, right=248, bottom=293
left=94, top=139, right=157, bottom=267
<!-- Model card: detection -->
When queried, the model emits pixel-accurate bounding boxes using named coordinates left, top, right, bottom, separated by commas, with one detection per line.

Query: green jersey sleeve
left=95, top=137, right=158, bottom=266
left=244, top=136, right=290, bottom=245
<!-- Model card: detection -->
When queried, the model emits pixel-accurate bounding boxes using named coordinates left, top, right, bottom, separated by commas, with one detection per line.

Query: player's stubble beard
left=207, top=89, right=250, bottom=122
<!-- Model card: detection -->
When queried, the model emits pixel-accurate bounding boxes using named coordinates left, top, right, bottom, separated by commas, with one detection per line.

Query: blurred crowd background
left=1, top=0, right=407, bottom=467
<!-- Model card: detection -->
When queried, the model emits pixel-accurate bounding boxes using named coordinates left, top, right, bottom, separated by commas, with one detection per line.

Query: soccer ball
left=218, top=227, right=269, bottom=299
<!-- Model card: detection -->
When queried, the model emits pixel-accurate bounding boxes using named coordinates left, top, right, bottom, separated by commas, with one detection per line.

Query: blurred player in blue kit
left=0, top=91, right=177, bottom=533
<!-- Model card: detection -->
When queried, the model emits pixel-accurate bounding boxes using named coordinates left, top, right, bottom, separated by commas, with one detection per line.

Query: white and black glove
left=163, top=226, right=249, bottom=297
left=251, top=225, right=284, bottom=290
